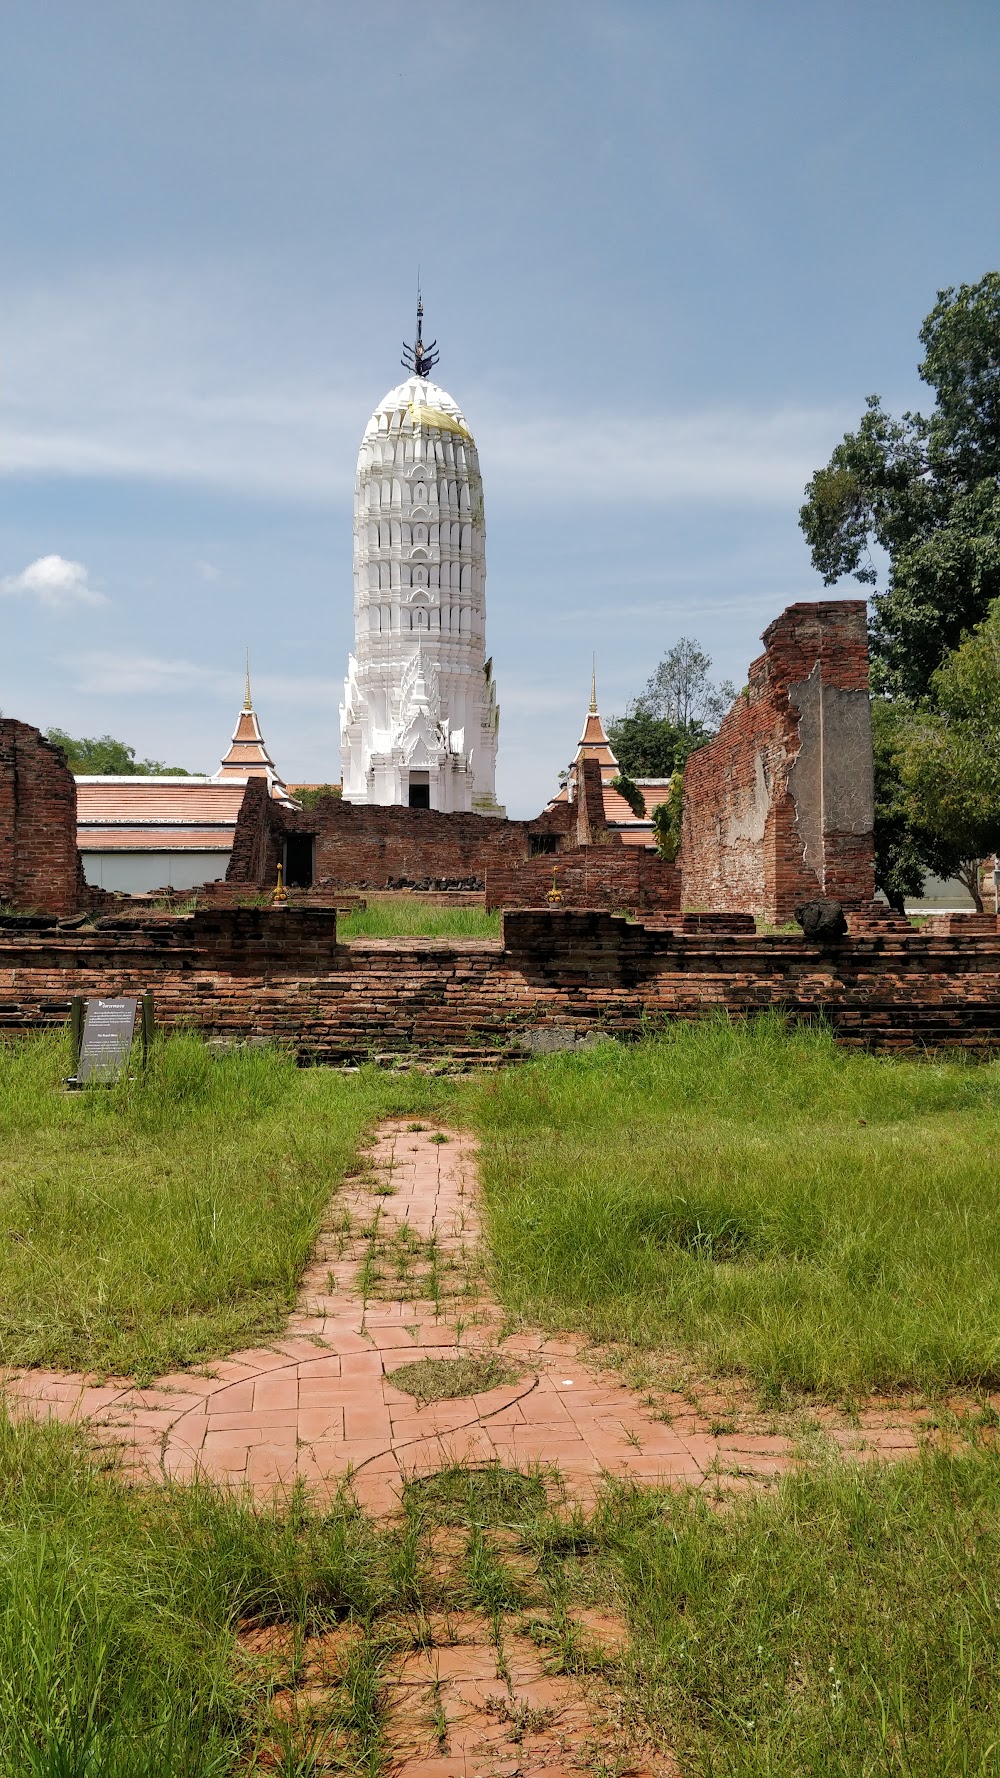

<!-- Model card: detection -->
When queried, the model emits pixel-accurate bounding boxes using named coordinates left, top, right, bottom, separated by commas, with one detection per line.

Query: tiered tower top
left=214, top=663, right=291, bottom=804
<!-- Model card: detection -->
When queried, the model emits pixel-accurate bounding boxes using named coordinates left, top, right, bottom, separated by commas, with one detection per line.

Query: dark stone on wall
left=795, top=898, right=848, bottom=940
left=485, top=843, right=680, bottom=913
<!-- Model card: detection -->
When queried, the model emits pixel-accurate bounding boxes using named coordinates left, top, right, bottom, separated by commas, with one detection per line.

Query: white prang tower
left=339, top=299, right=503, bottom=814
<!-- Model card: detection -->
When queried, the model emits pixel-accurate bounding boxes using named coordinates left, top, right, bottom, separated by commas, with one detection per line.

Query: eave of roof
left=79, top=831, right=234, bottom=852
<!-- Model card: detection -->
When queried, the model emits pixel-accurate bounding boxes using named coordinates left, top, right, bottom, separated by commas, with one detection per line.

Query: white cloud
left=0, top=264, right=851, bottom=510
left=0, top=554, right=108, bottom=608
left=478, top=403, right=844, bottom=506
left=69, top=649, right=339, bottom=704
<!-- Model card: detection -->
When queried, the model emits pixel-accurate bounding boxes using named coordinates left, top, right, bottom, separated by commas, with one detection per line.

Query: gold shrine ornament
left=406, top=401, right=471, bottom=440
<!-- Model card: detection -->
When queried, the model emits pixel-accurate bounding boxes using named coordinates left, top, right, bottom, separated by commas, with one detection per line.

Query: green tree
left=800, top=272, right=1000, bottom=700
left=650, top=773, right=684, bottom=862
left=608, top=637, right=734, bottom=776
left=871, top=699, right=958, bottom=913
left=642, top=637, right=736, bottom=729
left=46, top=730, right=191, bottom=775
left=293, top=783, right=342, bottom=809
left=895, top=602, right=1000, bottom=910
left=609, top=772, right=646, bottom=818
left=607, top=706, right=697, bottom=777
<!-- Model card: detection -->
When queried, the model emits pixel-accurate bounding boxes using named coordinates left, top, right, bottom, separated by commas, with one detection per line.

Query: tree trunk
left=957, top=859, right=984, bottom=913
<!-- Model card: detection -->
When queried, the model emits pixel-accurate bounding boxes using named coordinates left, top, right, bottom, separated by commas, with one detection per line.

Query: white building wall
left=339, top=376, right=503, bottom=814
left=81, top=852, right=231, bottom=893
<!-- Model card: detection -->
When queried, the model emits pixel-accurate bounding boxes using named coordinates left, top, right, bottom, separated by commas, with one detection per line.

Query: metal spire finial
left=401, top=278, right=439, bottom=379
left=590, top=654, right=597, bottom=714
left=243, top=649, right=252, bottom=712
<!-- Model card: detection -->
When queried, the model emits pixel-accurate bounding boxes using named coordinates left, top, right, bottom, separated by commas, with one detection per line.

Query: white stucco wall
left=81, top=852, right=230, bottom=893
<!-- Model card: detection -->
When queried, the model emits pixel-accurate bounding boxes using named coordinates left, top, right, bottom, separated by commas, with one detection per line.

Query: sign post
left=68, top=996, right=141, bottom=1087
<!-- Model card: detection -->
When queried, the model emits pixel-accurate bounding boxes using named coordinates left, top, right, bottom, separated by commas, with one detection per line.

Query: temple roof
left=575, top=667, right=619, bottom=780
left=75, top=779, right=248, bottom=854
left=213, top=666, right=292, bottom=804
left=550, top=668, right=671, bottom=843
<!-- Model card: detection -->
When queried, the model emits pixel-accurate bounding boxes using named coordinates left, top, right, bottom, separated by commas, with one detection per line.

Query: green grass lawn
left=0, top=1034, right=451, bottom=1381
left=4, top=1025, right=1000, bottom=1770
left=5, top=1018, right=1000, bottom=1398
left=2, top=1409, right=998, bottom=1776
left=338, top=894, right=500, bottom=939
left=469, top=1015, right=1000, bottom=1399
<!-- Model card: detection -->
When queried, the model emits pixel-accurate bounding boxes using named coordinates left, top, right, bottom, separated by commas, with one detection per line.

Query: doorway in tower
left=284, top=833, right=315, bottom=888
left=408, top=772, right=431, bottom=810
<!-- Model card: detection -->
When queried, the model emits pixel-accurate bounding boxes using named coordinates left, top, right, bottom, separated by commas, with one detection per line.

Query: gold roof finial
left=590, top=654, right=598, bottom=714
left=243, top=650, right=252, bottom=712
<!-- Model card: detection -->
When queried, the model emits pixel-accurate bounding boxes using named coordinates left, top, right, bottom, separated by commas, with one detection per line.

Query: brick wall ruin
left=485, top=844, right=679, bottom=914
left=226, top=763, right=599, bottom=894
left=3, top=907, right=1000, bottom=1056
left=0, top=720, right=89, bottom=916
left=680, top=601, right=875, bottom=924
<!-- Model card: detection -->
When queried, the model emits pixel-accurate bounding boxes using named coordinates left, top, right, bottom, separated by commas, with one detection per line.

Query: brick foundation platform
left=3, top=907, right=1000, bottom=1057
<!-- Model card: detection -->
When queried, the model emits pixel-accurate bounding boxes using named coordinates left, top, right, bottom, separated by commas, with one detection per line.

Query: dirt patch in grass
left=388, top=1353, right=526, bottom=1406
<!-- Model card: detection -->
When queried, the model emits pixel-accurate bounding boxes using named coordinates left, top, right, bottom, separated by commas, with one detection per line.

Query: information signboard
left=74, top=996, right=139, bottom=1084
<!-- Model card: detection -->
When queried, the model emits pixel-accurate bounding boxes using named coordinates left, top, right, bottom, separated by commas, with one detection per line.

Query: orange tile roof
left=76, top=780, right=247, bottom=827
left=601, top=784, right=642, bottom=823
left=78, top=829, right=235, bottom=852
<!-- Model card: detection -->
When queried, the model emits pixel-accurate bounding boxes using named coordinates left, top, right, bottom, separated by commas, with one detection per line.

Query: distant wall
left=680, top=601, right=875, bottom=924
left=485, top=844, right=680, bottom=913
left=225, top=764, right=591, bottom=893
left=81, top=851, right=231, bottom=894
left=0, top=720, right=89, bottom=916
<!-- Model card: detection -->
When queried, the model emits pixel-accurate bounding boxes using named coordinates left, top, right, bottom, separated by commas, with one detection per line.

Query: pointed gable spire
left=577, top=664, right=619, bottom=770
left=214, top=657, right=292, bottom=804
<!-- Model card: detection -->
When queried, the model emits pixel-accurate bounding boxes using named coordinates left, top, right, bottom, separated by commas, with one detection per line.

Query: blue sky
left=1, top=0, right=998, bottom=814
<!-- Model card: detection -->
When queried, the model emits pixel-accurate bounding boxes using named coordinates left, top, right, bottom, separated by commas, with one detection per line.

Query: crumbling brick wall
left=680, top=601, right=875, bottom=924
left=0, top=720, right=88, bottom=916
left=485, top=844, right=680, bottom=913
left=574, top=754, right=610, bottom=846
left=225, top=776, right=286, bottom=887
left=5, top=908, right=1000, bottom=1055
left=224, top=774, right=579, bottom=893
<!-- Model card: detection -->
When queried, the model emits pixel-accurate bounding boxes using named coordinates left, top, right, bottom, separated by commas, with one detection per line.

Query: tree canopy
left=892, top=602, right=1000, bottom=910
left=800, top=273, right=1000, bottom=701
left=608, top=638, right=734, bottom=777
left=46, top=731, right=191, bottom=776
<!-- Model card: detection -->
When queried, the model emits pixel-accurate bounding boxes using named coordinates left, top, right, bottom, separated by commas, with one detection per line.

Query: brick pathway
left=244, top=1607, right=675, bottom=1778
left=3, top=1123, right=921, bottom=1512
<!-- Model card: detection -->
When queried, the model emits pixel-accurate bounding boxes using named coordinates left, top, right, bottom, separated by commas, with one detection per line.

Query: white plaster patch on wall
left=725, top=748, right=772, bottom=846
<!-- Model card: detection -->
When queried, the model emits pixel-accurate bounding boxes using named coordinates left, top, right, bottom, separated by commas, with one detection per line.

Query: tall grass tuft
left=0, top=1410, right=386, bottom=1775
left=0, top=1032, right=453, bottom=1379
left=599, top=1448, right=1000, bottom=1775
left=469, top=1014, right=1000, bottom=1396
left=338, top=896, right=500, bottom=940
